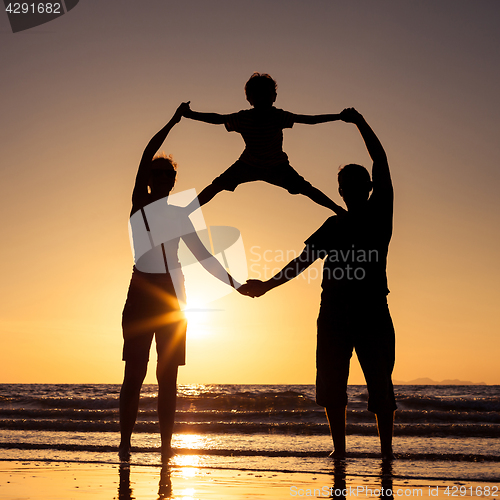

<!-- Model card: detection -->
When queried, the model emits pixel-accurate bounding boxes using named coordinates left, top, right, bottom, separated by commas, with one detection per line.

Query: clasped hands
left=238, top=279, right=270, bottom=298
left=172, top=101, right=192, bottom=123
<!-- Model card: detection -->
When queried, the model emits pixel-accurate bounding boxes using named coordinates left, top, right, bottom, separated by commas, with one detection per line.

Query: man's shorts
left=315, top=295, right=397, bottom=413
left=212, top=159, right=313, bottom=195
left=122, top=269, right=187, bottom=366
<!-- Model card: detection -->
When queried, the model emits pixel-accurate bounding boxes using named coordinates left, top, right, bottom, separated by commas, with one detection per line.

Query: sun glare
left=184, top=303, right=213, bottom=339
left=174, top=434, right=206, bottom=450
left=173, top=453, right=202, bottom=471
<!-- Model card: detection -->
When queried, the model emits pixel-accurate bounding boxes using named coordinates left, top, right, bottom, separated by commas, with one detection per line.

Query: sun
left=184, top=300, right=214, bottom=339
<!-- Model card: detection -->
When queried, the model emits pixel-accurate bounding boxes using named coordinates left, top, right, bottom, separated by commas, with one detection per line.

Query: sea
left=0, top=384, right=499, bottom=483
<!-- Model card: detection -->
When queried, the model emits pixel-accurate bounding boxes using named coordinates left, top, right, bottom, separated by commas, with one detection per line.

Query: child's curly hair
left=244, top=73, right=278, bottom=103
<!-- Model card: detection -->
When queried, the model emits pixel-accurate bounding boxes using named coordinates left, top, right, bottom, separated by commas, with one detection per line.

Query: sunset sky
left=1, top=1, right=499, bottom=385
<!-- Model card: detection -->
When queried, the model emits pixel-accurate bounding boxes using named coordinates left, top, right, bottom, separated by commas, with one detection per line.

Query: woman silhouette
left=119, top=103, right=242, bottom=461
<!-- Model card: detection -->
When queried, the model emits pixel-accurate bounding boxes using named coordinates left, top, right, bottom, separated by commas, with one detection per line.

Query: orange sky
left=0, top=1, right=499, bottom=384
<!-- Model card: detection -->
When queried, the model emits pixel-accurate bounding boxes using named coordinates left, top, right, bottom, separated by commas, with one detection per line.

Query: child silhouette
left=183, top=73, right=345, bottom=214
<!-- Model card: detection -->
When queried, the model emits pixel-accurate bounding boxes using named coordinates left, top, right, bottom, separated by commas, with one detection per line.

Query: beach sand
left=0, top=459, right=494, bottom=500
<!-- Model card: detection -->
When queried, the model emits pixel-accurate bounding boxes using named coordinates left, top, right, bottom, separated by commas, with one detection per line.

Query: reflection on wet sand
left=119, top=458, right=203, bottom=500
left=329, top=458, right=394, bottom=500
left=117, top=456, right=396, bottom=500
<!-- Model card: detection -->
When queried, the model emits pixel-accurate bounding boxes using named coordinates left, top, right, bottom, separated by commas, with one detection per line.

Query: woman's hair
left=151, top=152, right=177, bottom=172
left=148, top=153, right=177, bottom=193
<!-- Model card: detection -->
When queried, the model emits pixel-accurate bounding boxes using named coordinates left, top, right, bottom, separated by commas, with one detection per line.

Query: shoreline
left=0, top=455, right=499, bottom=483
left=1, top=459, right=499, bottom=500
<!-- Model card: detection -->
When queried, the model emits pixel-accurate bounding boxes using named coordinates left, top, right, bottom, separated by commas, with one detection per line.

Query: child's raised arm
left=183, top=102, right=228, bottom=125
left=291, top=113, right=342, bottom=125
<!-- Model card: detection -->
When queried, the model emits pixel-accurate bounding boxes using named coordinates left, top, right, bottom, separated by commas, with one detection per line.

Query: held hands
left=238, top=279, right=270, bottom=298
left=340, top=107, right=363, bottom=124
left=180, top=101, right=193, bottom=118
left=173, top=101, right=191, bottom=123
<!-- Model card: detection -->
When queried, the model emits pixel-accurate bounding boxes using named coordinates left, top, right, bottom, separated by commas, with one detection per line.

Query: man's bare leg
left=325, top=407, right=347, bottom=458
left=157, top=363, right=179, bottom=461
left=119, top=362, right=148, bottom=460
left=376, top=410, right=395, bottom=460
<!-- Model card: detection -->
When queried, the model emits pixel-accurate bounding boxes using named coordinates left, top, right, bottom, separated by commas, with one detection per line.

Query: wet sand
left=1, top=459, right=495, bottom=500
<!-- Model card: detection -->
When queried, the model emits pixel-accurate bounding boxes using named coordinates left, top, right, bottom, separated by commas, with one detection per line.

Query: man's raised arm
left=340, top=108, right=392, bottom=193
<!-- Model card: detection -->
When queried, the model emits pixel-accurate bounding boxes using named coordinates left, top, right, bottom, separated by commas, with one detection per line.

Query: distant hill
left=393, top=377, right=487, bottom=385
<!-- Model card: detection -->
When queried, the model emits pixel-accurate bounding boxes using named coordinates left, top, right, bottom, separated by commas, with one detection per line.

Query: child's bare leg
left=186, top=183, right=223, bottom=212
left=302, top=184, right=346, bottom=215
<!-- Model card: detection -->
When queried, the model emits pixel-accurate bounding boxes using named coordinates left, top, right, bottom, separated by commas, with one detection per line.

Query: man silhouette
left=240, top=108, right=397, bottom=459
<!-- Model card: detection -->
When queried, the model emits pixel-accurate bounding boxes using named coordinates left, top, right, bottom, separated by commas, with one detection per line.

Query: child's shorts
left=212, top=159, right=313, bottom=195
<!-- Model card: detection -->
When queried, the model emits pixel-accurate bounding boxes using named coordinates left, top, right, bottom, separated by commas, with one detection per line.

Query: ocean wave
left=3, top=393, right=499, bottom=413
left=1, top=441, right=499, bottom=463
left=396, top=395, right=500, bottom=412
left=1, top=419, right=498, bottom=437
left=2, top=385, right=498, bottom=413
left=0, top=390, right=318, bottom=411
left=1, top=408, right=499, bottom=425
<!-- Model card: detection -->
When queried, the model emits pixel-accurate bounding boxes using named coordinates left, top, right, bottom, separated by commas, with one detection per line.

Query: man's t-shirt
left=225, top=107, right=294, bottom=168
left=305, top=191, right=393, bottom=301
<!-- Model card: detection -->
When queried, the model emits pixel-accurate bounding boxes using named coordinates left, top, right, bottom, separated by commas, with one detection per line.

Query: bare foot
left=118, top=444, right=131, bottom=462
left=328, top=450, right=347, bottom=459
left=381, top=450, right=395, bottom=461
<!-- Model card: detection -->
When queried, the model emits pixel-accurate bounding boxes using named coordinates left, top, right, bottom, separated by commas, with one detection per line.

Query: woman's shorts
left=122, top=269, right=187, bottom=366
